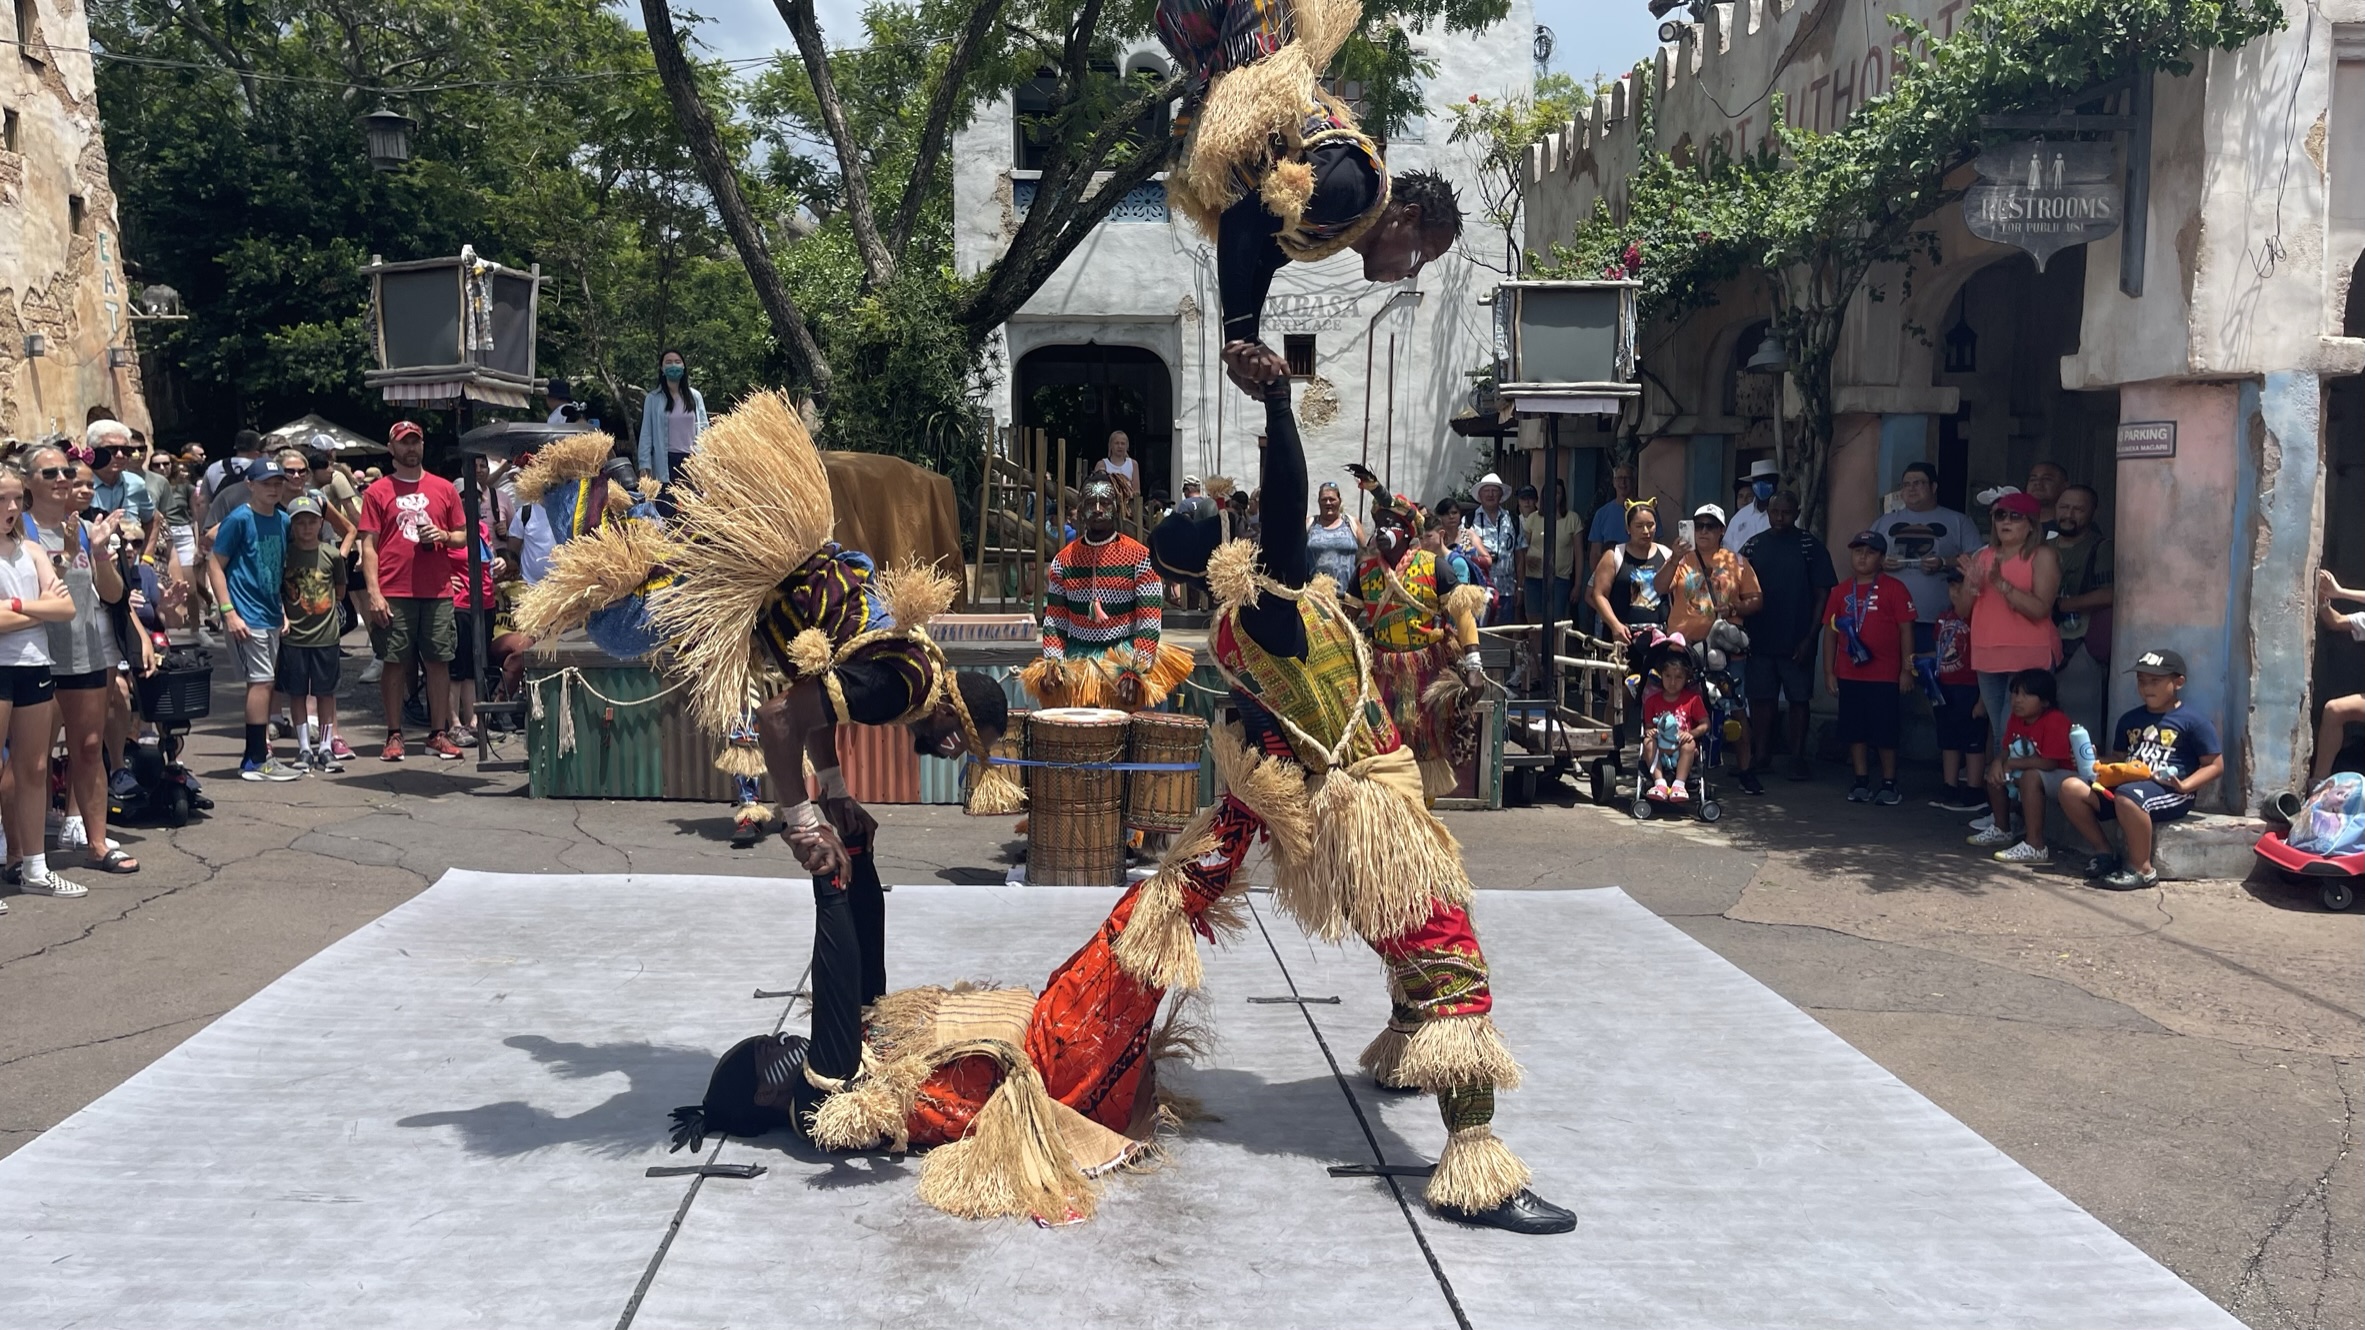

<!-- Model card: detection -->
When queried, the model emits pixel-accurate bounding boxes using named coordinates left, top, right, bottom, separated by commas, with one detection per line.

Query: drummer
left=1021, top=474, right=1192, bottom=711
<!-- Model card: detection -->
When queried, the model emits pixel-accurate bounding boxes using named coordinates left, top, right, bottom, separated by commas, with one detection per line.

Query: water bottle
left=2069, top=723, right=2097, bottom=784
left=1914, top=655, right=1945, bottom=705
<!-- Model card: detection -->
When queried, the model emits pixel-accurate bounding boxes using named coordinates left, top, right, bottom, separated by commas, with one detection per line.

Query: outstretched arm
left=1235, top=388, right=1310, bottom=658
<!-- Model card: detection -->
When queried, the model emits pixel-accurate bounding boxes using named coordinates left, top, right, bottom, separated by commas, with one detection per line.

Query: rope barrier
left=978, top=756, right=1204, bottom=772
left=528, top=666, right=694, bottom=757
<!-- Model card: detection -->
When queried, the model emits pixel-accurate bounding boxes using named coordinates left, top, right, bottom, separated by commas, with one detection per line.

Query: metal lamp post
left=1744, top=329, right=1790, bottom=475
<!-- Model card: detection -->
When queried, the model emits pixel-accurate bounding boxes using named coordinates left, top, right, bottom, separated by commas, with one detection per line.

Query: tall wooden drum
left=1125, top=712, right=1208, bottom=834
left=1027, top=707, right=1131, bottom=885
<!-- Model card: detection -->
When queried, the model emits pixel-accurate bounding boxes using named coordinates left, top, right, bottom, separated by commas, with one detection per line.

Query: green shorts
left=371, top=595, right=456, bottom=665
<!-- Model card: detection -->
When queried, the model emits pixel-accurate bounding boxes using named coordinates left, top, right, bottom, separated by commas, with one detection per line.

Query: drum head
left=1033, top=707, right=1131, bottom=726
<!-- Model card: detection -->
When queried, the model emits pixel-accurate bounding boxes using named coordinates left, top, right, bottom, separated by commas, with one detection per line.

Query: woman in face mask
left=635, top=349, right=710, bottom=489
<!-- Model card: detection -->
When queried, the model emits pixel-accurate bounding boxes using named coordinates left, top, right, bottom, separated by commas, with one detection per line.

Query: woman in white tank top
left=0, top=467, right=84, bottom=903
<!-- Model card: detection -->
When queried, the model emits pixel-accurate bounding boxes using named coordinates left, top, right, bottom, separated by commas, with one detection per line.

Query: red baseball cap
left=1991, top=491, right=2041, bottom=518
left=388, top=420, right=424, bottom=444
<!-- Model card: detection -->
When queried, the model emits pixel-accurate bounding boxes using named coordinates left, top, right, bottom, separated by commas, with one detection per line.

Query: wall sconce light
left=107, top=347, right=135, bottom=369
left=1942, top=290, right=1978, bottom=374
left=22, top=333, right=45, bottom=358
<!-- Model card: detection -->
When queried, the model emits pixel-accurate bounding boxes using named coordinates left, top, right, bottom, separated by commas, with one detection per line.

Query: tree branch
left=960, top=84, right=1180, bottom=336
left=160, top=0, right=260, bottom=110
left=774, top=0, right=895, bottom=289
left=887, top=0, right=1008, bottom=256
left=639, top=0, right=832, bottom=404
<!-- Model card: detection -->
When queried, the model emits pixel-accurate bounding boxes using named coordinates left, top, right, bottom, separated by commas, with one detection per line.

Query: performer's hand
left=1222, top=340, right=1289, bottom=394
left=1343, top=462, right=1381, bottom=491
left=786, top=821, right=850, bottom=882
left=1460, top=652, right=1488, bottom=693
left=1115, top=672, right=1144, bottom=708
left=820, top=794, right=877, bottom=845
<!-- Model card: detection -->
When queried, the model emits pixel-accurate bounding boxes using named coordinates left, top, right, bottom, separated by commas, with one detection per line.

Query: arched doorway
left=1014, top=345, right=1175, bottom=499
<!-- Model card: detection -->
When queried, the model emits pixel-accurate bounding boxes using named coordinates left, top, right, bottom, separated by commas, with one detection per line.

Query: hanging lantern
left=361, top=106, right=414, bottom=172
left=1942, top=299, right=1978, bottom=374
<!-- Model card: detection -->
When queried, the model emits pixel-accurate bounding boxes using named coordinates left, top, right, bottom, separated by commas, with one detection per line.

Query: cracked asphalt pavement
left=0, top=677, right=2355, bottom=1329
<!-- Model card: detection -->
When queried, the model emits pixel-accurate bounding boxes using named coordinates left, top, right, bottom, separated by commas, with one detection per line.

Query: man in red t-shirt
left=1823, top=531, right=1917, bottom=804
left=358, top=420, right=466, bottom=762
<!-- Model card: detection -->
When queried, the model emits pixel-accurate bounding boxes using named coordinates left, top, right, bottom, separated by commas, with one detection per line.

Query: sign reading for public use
left=2116, top=420, right=2176, bottom=459
left=1963, top=140, right=2120, bottom=272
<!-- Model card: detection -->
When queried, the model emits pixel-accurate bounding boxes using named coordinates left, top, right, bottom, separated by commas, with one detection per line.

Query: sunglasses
left=36, top=466, right=74, bottom=480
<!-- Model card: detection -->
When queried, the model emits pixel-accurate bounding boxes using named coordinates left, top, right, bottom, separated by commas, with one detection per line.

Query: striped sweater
left=1043, top=532, right=1163, bottom=672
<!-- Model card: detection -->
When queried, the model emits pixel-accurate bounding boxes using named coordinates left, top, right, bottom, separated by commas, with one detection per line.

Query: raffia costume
left=1158, top=0, right=1389, bottom=260
left=1349, top=496, right=1489, bottom=802
left=1123, top=393, right=1540, bottom=1220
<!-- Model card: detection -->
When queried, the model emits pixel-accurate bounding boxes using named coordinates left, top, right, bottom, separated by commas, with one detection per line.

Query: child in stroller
left=1627, top=624, right=1748, bottom=821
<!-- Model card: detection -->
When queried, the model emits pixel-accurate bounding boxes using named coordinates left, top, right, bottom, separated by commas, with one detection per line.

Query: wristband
left=8, top=598, right=18, bottom=615
left=782, top=800, right=824, bottom=831
left=1460, top=651, right=1484, bottom=673
left=814, top=766, right=849, bottom=801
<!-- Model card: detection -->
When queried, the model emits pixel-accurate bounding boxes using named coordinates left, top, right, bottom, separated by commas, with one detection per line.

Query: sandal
left=86, top=848, right=140, bottom=875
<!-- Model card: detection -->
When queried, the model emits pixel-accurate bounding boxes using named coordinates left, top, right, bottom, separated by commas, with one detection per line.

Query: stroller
left=117, top=639, right=215, bottom=828
left=1623, top=622, right=1748, bottom=824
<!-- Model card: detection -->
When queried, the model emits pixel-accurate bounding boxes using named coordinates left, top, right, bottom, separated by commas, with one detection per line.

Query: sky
left=642, top=0, right=1667, bottom=92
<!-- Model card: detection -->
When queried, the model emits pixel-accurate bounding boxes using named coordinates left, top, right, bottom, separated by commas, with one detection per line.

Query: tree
left=1543, top=0, right=2281, bottom=534
left=1445, top=70, right=1585, bottom=274
left=644, top=0, right=1517, bottom=368
left=93, top=0, right=780, bottom=446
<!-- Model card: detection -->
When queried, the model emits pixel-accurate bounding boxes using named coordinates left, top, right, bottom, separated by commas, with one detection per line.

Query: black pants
left=807, top=835, right=887, bottom=1084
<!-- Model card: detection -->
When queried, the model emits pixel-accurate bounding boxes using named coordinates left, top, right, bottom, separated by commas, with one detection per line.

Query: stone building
left=951, top=5, right=1537, bottom=518
left=2, top=0, right=148, bottom=442
left=1522, top=0, right=2365, bottom=812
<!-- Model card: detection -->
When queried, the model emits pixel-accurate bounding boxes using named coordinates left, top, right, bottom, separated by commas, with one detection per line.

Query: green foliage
left=1539, top=0, right=2281, bottom=529
left=1446, top=70, right=1585, bottom=272
left=1334, top=0, right=1513, bottom=139
left=93, top=0, right=776, bottom=443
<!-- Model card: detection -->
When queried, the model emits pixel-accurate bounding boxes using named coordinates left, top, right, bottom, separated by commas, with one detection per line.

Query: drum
left=1027, top=707, right=1131, bottom=885
left=1125, top=711, right=1208, bottom=834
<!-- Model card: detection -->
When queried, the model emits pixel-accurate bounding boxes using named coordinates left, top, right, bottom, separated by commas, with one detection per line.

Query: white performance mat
left=0, top=871, right=2238, bottom=1330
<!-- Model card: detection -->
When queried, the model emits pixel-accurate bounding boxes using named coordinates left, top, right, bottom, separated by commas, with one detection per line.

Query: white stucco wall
left=953, top=4, right=1538, bottom=527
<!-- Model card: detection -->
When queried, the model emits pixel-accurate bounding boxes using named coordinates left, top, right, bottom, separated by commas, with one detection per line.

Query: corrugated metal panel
left=527, top=667, right=667, bottom=799
left=837, top=723, right=920, bottom=804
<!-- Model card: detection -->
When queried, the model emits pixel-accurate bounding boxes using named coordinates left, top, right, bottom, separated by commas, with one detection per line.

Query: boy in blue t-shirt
left=207, top=459, right=297, bottom=780
left=2056, top=647, right=2224, bottom=891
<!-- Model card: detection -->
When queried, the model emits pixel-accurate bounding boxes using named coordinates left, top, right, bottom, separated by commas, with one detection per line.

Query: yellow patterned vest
left=1357, top=549, right=1445, bottom=652
left=1213, top=590, right=1399, bottom=771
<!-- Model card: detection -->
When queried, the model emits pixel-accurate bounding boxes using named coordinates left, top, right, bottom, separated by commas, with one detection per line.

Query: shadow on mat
left=396, top=1035, right=711, bottom=1159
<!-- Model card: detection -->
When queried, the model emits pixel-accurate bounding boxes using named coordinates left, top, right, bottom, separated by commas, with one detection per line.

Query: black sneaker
left=1847, top=779, right=1872, bottom=803
left=2083, top=852, right=2121, bottom=880
left=1930, top=786, right=1986, bottom=812
left=1873, top=781, right=1902, bottom=806
left=1735, top=769, right=1766, bottom=796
